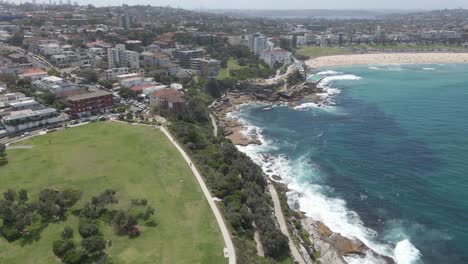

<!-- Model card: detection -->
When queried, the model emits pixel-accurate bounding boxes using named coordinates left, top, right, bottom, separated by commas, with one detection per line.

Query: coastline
left=210, top=58, right=463, bottom=263
left=305, top=52, right=468, bottom=68
left=210, top=76, right=396, bottom=263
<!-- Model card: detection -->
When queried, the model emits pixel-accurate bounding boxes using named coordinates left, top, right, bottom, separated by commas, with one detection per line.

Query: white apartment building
left=38, top=43, right=63, bottom=55
left=2, top=108, right=68, bottom=133
left=120, top=50, right=140, bottom=69
left=260, top=48, right=292, bottom=68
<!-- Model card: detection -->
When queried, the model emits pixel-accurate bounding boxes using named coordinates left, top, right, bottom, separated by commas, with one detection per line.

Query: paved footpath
left=268, top=183, right=306, bottom=264
left=159, top=126, right=236, bottom=264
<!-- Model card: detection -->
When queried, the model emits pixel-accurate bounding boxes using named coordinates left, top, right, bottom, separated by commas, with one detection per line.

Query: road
left=268, top=182, right=306, bottom=264
left=159, top=126, right=236, bottom=264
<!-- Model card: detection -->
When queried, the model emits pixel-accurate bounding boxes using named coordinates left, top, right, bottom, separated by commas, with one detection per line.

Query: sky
left=70, top=0, right=468, bottom=10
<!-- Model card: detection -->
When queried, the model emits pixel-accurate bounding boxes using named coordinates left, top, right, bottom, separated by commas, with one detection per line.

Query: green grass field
left=0, top=122, right=226, bottom=264
left=217, top=57, right=245, bottom=80
left=295, top=46, right=351, bottom=58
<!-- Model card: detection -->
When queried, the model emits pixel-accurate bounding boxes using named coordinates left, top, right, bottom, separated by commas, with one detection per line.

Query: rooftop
left=67, top=90, right=112, bottom=102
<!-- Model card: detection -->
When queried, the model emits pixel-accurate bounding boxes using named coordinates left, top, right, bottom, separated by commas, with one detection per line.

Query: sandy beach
left=305, top=52, right=468, bottom=68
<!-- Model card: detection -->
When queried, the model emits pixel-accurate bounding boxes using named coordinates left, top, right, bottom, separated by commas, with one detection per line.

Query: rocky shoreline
left=210, top=79, right=396, bottom=264
left=209, top=81, right=325, bottom=146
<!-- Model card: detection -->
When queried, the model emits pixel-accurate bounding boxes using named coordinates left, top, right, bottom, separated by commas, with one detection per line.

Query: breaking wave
left=230, top=70, right=422, bottom=264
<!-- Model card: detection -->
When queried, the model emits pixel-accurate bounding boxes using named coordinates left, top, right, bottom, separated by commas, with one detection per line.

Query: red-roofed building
left=149, top=89, right=185, bottom=113
left=130, top=83, right=154, bottom=92
left=18, top=68, right=48, bottom=81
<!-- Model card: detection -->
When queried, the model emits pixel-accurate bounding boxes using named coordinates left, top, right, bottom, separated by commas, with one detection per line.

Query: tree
left=18, top=189, right=28, bottom=203
left=52, top=239, right=76, bottom=257
left=3, top=189, right=17, bottom=202
left=62, top=249, right=83, bottom=264
left=78, top=69, right=99, bottom=83
left=62, top=226, right=74, bottom=239
left=0, top=143, right=6, bottom=157
left=79, top=221, right=101, bottom=238
left=47, top=68, right=61, bottom=77
left=81, top=235, right=106, bottom=255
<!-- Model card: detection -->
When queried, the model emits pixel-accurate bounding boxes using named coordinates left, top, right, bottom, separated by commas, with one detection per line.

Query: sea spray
left=230, top=70, right=427, bottom=264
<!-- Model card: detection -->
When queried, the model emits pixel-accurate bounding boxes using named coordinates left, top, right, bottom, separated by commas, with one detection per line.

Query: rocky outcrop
left=302, top=218, right=395, bottom=264
left=209, top=82, right=325, bottom=146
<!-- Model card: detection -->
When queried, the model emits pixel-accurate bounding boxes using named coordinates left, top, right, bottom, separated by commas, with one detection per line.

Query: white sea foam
left=394, top=239, right=422, bottom=264
left=293, top=102, right=335, bottom=111
left=318, top=74, right=362, bottom=88
left=422, top=67, right=435, bottom=71
left=231, top=72, right=422, bottom=264
left=317, top=70, right=343, bottom=75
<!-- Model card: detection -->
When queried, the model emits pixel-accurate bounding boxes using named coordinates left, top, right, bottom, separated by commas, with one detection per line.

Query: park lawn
left=218, top=57, right=244, bottom=80
left=295, top=46, right=351, bottom=58
left=0, top=122, right=227, bottom=264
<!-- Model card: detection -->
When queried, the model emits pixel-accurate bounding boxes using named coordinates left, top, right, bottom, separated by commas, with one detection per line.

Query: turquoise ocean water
left=234, top=64, right=468, bottom=264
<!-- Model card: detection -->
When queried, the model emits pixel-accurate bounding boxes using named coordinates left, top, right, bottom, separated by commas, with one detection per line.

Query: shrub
left=1, top=225, right=21, bottom=241
left=62, top=249, right=83, bottom=264
left=79, top=220, right=101, bottom=238
left=52, top=239, right=75, bottom=257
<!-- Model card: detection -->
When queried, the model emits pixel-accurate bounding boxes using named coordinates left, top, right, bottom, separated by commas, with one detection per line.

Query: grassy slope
left=0, top=122, right=226, bottom=264
left=295, top=46, right=351, bottom=58
left=218, top=57, right=244, bottom=80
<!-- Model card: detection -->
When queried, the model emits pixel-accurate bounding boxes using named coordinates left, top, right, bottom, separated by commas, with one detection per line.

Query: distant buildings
left=173, top=49, right=204, bottom=68
left=107, top=44, right=139, bottom=69
left=190, top=58, right=221, bottom=78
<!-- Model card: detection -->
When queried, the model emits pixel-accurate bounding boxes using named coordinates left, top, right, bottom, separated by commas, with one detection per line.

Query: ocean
left=233, top=64, right=468, bottom=264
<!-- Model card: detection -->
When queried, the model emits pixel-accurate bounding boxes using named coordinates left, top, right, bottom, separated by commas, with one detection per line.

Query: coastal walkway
left=268, top=182, right=307, bottom=264
left=159, top=126, right=236, bottom=264
left=109, top=120, right=236, bottom=263
left=210, top=114, right=218, bottom=137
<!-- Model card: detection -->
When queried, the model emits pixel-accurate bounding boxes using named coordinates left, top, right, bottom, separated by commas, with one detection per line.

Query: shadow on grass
left=19, top=222, right=49, bottom=246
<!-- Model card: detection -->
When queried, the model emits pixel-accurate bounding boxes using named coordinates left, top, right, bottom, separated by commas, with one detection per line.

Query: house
left=32, top=76, right=80, bottom=94
left=2, top=107, right=68, bottom=133
left=149, top=88, right=185, bottom=113
left=67, top=90, right=113, bottom=118
left=18, top=68, right=49, bottom=81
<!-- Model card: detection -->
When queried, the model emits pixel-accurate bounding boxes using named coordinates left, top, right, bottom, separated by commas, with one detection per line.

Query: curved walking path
left=160, top=126, right=236, bottom=264
left=268, top=183, right=306, bottom=264
left=210, top=114, right=218, bottom=137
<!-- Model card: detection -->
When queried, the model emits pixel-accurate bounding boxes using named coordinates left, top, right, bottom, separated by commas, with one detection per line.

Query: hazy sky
left=69, top=0, right=468, bottom=9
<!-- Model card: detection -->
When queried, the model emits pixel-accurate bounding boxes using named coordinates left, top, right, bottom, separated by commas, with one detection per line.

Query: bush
left=79, top=220, right=101, bottom=238
left=81, top=235, right=106, bottom=254
left=62, top=226, right=74, bottom=239
left=52, top=239, right=75, bottom=257
left=1, top=225, right=21, bottom=241
left=62, top=249, right=83, bottom=264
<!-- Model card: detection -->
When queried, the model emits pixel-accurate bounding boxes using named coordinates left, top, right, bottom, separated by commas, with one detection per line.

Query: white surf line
left=159, top=126, right=236, bottom=264
left=268, top=182, right=307, bottom=264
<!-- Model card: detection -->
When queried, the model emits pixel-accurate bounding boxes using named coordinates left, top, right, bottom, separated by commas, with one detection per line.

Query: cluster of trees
left=0, top=143, right=6, bottom=166
left=52, top=222, right=111, bottom=264
left=77, top=69, right=99, bottom=84
left=51, top=189, right=155, bottom=264
left=0, top=188, right=156, bottom=263
left=169, top=85, right=290, bottom=261
left=0, top=189, right=82, bottom=241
